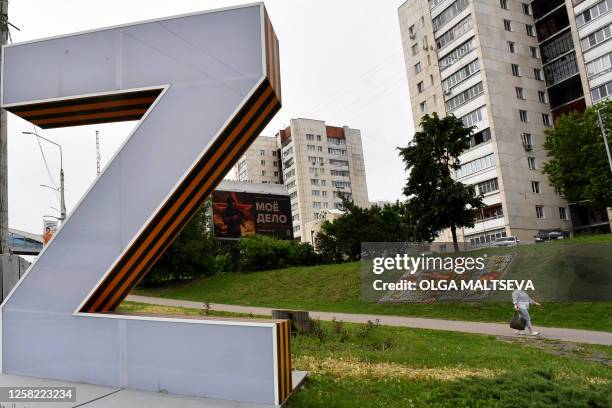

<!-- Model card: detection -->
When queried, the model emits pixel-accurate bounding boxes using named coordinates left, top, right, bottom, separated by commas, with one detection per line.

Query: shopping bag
left=510, top=311, right=526, bottom=330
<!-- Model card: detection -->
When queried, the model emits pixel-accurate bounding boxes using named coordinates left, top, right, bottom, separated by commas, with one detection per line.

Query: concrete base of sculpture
left=0, top=371, right=307, bottom=407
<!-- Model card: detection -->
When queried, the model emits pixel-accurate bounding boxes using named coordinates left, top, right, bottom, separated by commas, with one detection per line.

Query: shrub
left=237, top=235, right=321, bottom=272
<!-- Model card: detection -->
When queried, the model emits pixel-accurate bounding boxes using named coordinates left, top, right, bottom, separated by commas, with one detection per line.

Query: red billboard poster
left=212, top=190, right=293, bottom=240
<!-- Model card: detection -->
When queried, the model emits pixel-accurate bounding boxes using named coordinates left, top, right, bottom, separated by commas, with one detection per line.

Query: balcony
left=544, top=52, right=579, bottom=87
left=536, top=6, right=570, bottom=43
left=548, top=74, right=584, bottom=110
left=541, top=30, right=574, bottom=64
left=532, top=0, right=565, bottom=21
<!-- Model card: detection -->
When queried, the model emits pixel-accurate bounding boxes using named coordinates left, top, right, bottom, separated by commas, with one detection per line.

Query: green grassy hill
left=134, top=236, right=612, bottom=331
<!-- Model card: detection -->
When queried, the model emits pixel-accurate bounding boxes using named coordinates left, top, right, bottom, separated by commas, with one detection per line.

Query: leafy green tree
left=142, top=200, right=218, bottom=286
left=398, top=112, right=483, bottom=250
left=542, top=101, right=612, bottom=208
left=315, top=197, right=414, bottom=262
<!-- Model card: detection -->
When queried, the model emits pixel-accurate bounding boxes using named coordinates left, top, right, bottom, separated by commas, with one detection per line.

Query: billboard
left=212, top=190, right=293, bottom=240
left=42, top=217, right=59, bottom=245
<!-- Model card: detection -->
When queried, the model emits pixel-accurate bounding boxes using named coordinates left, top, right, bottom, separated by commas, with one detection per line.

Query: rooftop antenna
left=95, top=130, right=101, bottom=176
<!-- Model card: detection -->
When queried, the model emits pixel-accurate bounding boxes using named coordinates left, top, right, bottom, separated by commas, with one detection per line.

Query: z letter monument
left=0, top=4, right=297, bottom=405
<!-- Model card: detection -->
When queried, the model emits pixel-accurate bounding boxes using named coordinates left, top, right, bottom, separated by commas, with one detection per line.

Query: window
left=421, top=16, right=425, bottom=27
left=461, top=106, right=485, bottom=127
left=415, top=62, right=422, bottom=74
left=312, top=190, right=320, bottom=196
left=439, top=38, right=475, bottom=70
left=538, top=91, right=548, bottom=103
left=311, top=179, right=319, bottom=186
left=542, top=113, right=552, bottom=127
left=559, top=207, right=567, bottom=220
left=306, top=134, right=314, bottom=141
left=580, top=23, right=612, bottom=51
left=504, top=19, right=512, bottom=31
left=417, top=81, right=425, bottom=93
left=445, top=82, right=484, bottom=112
left=332, top=181, right=351, bottom=188
left=427, top=54, right=432, bottom=65
left=534, top=68, right=544, bottom=80
left=522, top=3, right=532, bottom=15
left=432, top=0, right=470, bottom=32
left=521, top=132, right=533, bottom=146
left=586, top=51, right=612, bottom=78
left=536, top=206, right=545, bottom=219
left=527, top=157, right=537, bottom=170
left=436, top=15, right=473, bottom=50
left=519, top=109, right=529, bottom=122
left=526, top=24, right=535, bottom=37
left=261, top=160, right=267, bottom=166
left=330, top=170, right=350, bottom=177
left=531, top=181, right=541, bottom=193
left=409, top=24, right=416, bottom=37
left=420, top=101, right=427, bottom=113
left=313, top=202, right=321, bottom=209
left=412, top=43, right=419, bottom=56
left=576, top=0, right=612, bottom=27
left=442, top=59, right=480, bottom=89
left=328, top=148, right=347, bottom=155
left=515, top=87, right=525, bottom=99
left=317, top=146, right=323, bottom=152
left=456, top=153, right=496, bottom=178
left=316, top=135, right=322, bottom=141
left=262, top=170, right=267, bottom=176
left=500, top=0, right=508, bottom=9
left=470, top=128, right=492, bottom=147
left=321, top=180, right=327, bottom=186
left=272, top=151, right=277, bottom=157
left=322, top=191, right=328, bottom=197
left=476, top=178, right=499, bottom=195
left=591, top=79, right=612, bottom=101
left=508, top=41, right=516, bottom=53
left=530, top=46, right=539, bottom=59
left=307, top=145, right=316, bottom=152
left=511, top=63, right=521, bottom=77
left=286, top=180, right=295, bottom=189
left=431, top=74, right=435, bottom=85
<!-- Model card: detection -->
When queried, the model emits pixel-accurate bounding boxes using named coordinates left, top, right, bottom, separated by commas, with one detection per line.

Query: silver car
left=490, top=236, right=520, bottom=247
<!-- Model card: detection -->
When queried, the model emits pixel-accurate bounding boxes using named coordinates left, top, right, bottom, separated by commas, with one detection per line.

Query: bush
left=237, top=235, right=321, bottom=272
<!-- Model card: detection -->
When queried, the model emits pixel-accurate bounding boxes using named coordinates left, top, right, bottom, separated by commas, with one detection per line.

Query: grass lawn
left=134, top=236, right=612, bottom=332
left=118, top=302, right=612, bottom=407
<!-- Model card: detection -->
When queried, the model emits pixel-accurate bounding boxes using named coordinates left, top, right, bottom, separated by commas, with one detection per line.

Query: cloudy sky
left=6, top=0, right=414, bottom=234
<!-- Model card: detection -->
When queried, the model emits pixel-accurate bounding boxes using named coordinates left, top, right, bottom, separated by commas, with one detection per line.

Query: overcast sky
left=6, top=0, right=414, bottom=234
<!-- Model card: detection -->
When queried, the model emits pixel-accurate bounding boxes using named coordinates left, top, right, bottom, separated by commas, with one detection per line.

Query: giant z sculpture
left=0, top=3, right=294, bottom=405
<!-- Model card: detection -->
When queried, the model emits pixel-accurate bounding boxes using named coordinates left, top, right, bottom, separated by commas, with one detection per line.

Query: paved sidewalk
left=127, top=295, right=612, bottom=346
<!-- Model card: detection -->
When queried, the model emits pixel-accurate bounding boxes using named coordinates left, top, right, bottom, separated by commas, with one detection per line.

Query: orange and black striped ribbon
left=276, top=320, right=292, bottom=403
left=5, top=89, right=162, bottom=129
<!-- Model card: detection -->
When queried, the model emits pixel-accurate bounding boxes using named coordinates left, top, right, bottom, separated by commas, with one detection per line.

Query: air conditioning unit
left=522, top=142, right=533, bottom=151
left=444, top=88, right=452, bottom=95
left=422, top=44, right=429, bottom=51
left=409, top=32, right=416, bottom=39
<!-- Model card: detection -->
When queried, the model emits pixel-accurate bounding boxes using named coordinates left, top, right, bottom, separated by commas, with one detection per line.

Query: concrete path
left=127, top=295, right=612, bottom=346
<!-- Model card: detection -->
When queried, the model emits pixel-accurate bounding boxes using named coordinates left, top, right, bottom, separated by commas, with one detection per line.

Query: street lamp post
left=22, top=131, right=66, bottom=222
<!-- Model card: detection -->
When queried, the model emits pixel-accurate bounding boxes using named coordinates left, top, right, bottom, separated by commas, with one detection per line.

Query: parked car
left=490, top=236, right=520, bottom=247
left=534, top=230, right=567, bottom=242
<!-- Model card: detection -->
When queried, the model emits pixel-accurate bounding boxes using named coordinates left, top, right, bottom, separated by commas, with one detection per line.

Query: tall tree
left=542, top=100, right=612, bottom=209
left=398, top=112, right=483, bottom=250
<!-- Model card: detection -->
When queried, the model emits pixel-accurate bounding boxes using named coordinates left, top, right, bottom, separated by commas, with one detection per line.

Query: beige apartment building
left=234, top=135, right=282, bottom=185
left=231, top=118, right=370, bottom=242
left=398, top=0, right=591, bottom=243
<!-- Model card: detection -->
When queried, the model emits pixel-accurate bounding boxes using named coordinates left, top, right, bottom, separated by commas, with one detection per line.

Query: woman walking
left=512, top=289, right=542, bottom=336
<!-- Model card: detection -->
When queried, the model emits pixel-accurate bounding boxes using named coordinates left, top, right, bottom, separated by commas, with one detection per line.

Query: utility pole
left=0, top=0, right=9, bottom=254
left=596, top=108, right=612, bottom=176
left=96, top=130, right=101, bottom=176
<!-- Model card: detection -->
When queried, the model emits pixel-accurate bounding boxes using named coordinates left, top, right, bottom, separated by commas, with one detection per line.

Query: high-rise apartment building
left=231, top=118, right=370, bottom=242
left=398, top=0, right=589, bottom=243
left=234, top=135, right=282, bottom=184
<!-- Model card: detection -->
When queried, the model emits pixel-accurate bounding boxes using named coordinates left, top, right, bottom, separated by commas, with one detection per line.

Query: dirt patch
left=496, top=335, right=612, bottom=366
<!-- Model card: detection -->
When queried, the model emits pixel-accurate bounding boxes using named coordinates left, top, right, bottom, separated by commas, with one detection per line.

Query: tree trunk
left=450, top=224, right=459, bottom=252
